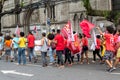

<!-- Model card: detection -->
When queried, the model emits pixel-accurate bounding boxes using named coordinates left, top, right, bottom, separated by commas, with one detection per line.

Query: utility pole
left=0, top=0, right=7, bottom=31
left=14, top=0, right=20, bottom=26
left=45, top=0, right=51, bottom=33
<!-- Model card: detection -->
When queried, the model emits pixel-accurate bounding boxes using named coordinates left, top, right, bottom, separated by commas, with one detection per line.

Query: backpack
left=50, top=41, right=56, bottom=50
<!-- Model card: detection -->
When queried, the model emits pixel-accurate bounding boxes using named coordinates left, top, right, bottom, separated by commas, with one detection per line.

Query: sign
left=100, top=23, right=104, bottom=28
left=47, top=18, right=51, bottom=26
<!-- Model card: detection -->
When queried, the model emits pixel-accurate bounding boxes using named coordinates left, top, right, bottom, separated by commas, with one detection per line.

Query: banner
left=80, top=20, right=95, bottom=38
left=34, top=40, right=41, bottom=51
left=61, top=21, right=74, bottom=41
left=66, top=33, right=81, bottom=54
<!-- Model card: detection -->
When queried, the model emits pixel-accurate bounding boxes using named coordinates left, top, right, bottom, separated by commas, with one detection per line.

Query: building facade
left=1, top=0, right=112, bottom=35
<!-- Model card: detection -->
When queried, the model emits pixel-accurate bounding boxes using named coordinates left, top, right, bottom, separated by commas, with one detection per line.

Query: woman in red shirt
left=80, top=34, right=89, bottom=64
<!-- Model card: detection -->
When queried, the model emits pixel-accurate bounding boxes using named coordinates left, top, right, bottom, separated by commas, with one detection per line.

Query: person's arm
left=47, top=40, right=51, bottom=46
left=54, top=36, right=57, bottom=44
left=96, top=27, right=103, bottom=35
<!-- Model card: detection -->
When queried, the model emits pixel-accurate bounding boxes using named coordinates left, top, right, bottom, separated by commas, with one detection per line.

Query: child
left=12, top=34, right=19, bottom=61
left=92, top=35, right=102, bottom=63
left=64, top=48, right=72, bottom=66
left=18, top=32, right=27, bottom=65
left=4, top=36, right=12, bottom=62
left=97, top=26, right=115, bottom=72
left=80, top=34, right=89, bottom=64
left=110, top=29, right=120, bottom=72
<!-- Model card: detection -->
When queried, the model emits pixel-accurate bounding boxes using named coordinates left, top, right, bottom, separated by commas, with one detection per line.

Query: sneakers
left=92, top=60, right=96, bottom=63
left=106, top=67, right=116, bottom=72
left=109, top=67, right=116, bottom=72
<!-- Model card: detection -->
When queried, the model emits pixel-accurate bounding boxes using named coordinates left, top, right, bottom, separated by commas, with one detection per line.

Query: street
left=0, top=59, right=120, bottom=80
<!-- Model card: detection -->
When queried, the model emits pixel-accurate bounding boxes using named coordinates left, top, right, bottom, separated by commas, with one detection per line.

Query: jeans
left=13, top=48, right=18, bottom=60
left=18, top=48, right=26, bottom=65
left=56, top=50, right=64, bottom=65
left=41, top=52, right=47, bottom=65
left=28, top=47, right=36, bottom=62
left=48, top=49, right=55, bottom=63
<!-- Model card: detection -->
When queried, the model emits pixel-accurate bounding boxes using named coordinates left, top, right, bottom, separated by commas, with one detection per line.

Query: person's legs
left=114, top=58, right=119, bottom=67
left=96, top=49, right=102, bottom=61
left=68, top=53, right=72, bottom=64
left=93, top=50, right=96, bottom=62
left=80, top=52, right=84, bottom=64
left=80, top=47, right=85, bottom=64
left=56, top=50, right=64, bottom=67
left=14, top=48, right=18, bottom=61
left=48, top=50, right=54, bottom=63
left=103, top=51, right=113, bottom=71
left=44, top=52, right=47, bottom=65
left=85, top=50, right=89, bottom=64
left=21, top=48, right=26, bottom=65
left=71, top=55, right=74, bottom=63
left=18, top=48, right=22, bottom=65
left=77, top=54, right=80, bottom=62
left=0, top=46, right=3, bottom=59
left=64, top=53, right=67, bottom=64
left=28, top=48, right=32, bottom=62
left=41, top=52, right=47, bottom=67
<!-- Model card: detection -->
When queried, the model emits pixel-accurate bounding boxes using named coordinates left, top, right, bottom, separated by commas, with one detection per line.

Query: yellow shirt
left=19, top=37, right=27, bottom=48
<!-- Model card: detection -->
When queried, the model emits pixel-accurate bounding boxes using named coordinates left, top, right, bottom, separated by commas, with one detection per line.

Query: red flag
left=61, top=21, right=74, bottom=41
left=66, top=33, right=81, bottom=54
left=80, top=20, right=95, bottom=38
left=15, top=25, right=20, bottom=36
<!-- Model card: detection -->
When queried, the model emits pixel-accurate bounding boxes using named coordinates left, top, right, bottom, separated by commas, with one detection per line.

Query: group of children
left=0, top=25, right=119, bottom=72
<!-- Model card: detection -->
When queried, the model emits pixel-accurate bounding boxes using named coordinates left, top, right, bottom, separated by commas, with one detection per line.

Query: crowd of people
left=0, top=25, right=120, bottom=72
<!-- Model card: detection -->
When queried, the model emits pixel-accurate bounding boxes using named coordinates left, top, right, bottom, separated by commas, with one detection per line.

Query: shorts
left=81, top=46, right=88, bottom=54
left=5, top=48, right=11, bottom=56
left=103, top=51, right=113, bottom=60
left=116, top=48, right=120, bottom=58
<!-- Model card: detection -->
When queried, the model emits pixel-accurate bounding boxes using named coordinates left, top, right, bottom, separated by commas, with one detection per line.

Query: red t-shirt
left=82, top=37, right=88, bottom=46
left=54, top=34, right=64, bottom=50
left=104, top=33, right=115, bottom=52
left=96, top=38, right=101, bottom=49
left=27, top=34, right=35, bottom=48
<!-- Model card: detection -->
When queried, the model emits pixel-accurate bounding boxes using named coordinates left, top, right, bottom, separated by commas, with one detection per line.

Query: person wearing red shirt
left=27, top=31, right=37, bottom=63
left=54, top=29, right=65, bottom=68
left=80, top=34, right=89, bottom=64
left=97, top=26, right=115, bottom=72
left=92, top=35, right=102, bottom=63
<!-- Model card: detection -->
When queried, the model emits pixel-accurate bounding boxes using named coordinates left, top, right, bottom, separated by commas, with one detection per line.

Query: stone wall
left=1, top=0, right=112, bottom=33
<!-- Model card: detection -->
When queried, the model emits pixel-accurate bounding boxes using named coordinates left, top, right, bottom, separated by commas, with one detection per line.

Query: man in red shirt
left=54, top=29, right=65, bottom=68
left=92, top=35, right=102, bottom=63
left=97, top=26, right=115, bottom=72
left=27, top=31, right=37, bottom=63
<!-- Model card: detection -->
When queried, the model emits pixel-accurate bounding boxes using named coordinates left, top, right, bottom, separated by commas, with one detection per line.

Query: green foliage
left=82, top=0, right=120, bottom=26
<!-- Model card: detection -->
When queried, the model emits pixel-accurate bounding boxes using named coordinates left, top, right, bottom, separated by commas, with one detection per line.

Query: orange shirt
left=104, top=33, right=115, bottom=52
left=5, top=40, right=12, bottom=48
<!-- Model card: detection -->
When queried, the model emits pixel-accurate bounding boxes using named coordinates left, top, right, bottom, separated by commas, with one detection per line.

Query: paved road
left=0, top=60, right=120, bottom=80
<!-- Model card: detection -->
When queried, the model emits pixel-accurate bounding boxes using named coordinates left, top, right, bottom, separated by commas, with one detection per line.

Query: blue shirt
left=13, top=37, right=19, bottom=48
